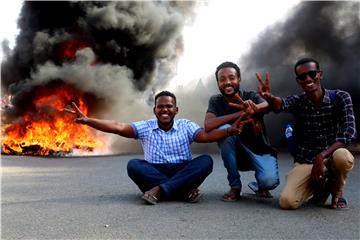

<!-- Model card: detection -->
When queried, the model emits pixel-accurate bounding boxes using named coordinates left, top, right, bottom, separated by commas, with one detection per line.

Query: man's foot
left=142, top=186, right=161, bottom=205
left=248, top=182, right=272, bottom=198
left=222, top=187, right=241, bottom=202
left=331, top=195, right=348, bottom=209
left=186, top=189, right=203, bottom=203
left=255, top=190, right=273, bottom=198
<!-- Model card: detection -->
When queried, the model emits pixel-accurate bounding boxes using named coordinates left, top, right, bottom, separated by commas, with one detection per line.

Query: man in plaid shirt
left=67, top=91, right=251, bottom=205
left=256, top=57, right=356, bottom=209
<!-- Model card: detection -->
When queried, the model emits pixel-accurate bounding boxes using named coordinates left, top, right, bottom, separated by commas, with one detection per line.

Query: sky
left=171, top=0, right=300, bottom=87
left=0, top=0, right=23, bottom=58
left=0, top=0, right=300, bottom=87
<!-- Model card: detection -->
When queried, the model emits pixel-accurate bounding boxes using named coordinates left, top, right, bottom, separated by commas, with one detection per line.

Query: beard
left=219, top=85, right=240, bottom=98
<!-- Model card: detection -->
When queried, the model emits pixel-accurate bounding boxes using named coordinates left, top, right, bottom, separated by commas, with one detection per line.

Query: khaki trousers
left=279, top=148, right=354, bottom=209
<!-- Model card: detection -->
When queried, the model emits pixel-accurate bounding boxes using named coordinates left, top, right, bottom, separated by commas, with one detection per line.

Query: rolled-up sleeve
left=336, top=91, right=357, bottom=144
left=281, top=95, right=300, bottom=113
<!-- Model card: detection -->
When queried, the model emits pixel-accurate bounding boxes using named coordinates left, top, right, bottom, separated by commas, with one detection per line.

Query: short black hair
left=294, top=58, right=320, bottom=75
left=215, top=61, right=241, bottom=81
left=154, top=91, right=176, bottom=104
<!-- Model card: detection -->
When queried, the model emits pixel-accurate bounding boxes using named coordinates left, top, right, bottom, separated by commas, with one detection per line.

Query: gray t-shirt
left=207, top=90, right=276, bottom=157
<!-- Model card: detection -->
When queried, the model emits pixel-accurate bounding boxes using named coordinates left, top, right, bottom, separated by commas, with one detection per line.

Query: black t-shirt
left=207, top=90, right=276, bottom=157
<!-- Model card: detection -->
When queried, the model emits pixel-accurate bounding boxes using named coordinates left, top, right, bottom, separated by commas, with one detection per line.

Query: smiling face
left=153, top=95, right=178, bottom=130
left=217, top=67, right=240, bottom=97
left=295, top=61, right=323, bottom=93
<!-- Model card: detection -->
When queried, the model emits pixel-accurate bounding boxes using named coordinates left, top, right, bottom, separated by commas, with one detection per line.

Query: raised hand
left=64, top=102, right=88, bottom=124
left=256, top=72, right=271, bottom=99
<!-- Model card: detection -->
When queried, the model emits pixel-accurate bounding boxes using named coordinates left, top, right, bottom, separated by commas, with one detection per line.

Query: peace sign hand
left=256, top=72, right=272, bottom=100
left=228, top=96, right=258, bottom=115
left=64, top=102, right=88, bottom=124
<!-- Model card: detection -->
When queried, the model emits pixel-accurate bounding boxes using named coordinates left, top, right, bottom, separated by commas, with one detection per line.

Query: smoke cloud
left=193, top=1, right=359, bottom=148
left=237, top=1, right=360, bottom=145
left=1, top=1, right=196, bottom=153
left=2, top=1, right=359, bottom=154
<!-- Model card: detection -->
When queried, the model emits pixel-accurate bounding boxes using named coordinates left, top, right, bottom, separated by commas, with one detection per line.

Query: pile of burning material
left=1, top=82, right=108, bottom=156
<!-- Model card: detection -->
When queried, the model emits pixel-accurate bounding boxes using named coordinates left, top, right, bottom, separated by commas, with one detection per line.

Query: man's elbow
left=204, top=121, right=213, bottom=133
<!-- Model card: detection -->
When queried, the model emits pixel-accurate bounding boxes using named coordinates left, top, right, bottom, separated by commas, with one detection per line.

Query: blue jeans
left=127, top=154, right=213, bottom=200
left=218, top=124, right=279, bottom=191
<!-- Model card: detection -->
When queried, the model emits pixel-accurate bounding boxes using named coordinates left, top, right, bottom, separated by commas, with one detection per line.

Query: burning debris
left=1, top=1, right=196, bottom=156
left=1, top=81, right=108, bottom=156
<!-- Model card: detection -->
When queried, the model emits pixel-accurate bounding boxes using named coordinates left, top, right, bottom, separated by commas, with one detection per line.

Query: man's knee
left=279, top=193, right=301, bottom=210
left=330, top=148, right=354, bottom=173
left=127, top=159, right=143, bottom=176
left=196, top=154, right=214, bottom=173
left=257, top=159, right=280, bottom=190
left=259, top=175, right=280, bottom=190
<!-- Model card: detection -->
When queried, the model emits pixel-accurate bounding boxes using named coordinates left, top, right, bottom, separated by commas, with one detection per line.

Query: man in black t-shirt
left=205, top=61, right=279, bottom=201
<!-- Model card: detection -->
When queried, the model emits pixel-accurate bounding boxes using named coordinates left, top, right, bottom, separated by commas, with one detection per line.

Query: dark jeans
left=127, top=154, right=213, bottom=200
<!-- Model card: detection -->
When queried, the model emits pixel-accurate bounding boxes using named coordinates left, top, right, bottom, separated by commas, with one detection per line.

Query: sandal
left=331, top=196, right=348, bottom=209
left=222, top=188, right=241, bottom=202
left=187, top=189, right=203, bottom=203
left=255, top=190, right=273, bottom=198
left=142, top=186, right=161, bottom=205
left=142, top=193, right=158, bottom=205
left=248, top=182, right=272, bottom=198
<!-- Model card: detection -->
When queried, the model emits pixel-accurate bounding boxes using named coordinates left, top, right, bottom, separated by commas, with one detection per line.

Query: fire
left=1, top=84, right=108, bottom=156
left=57, top=39, right=93, bottom=61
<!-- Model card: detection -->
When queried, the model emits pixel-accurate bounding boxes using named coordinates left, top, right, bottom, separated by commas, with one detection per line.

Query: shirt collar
left=303, top=88, right=330, bottom=105
left=323, top=88, right=332, bottom=104
left=152, top=119, right=178, bottom=132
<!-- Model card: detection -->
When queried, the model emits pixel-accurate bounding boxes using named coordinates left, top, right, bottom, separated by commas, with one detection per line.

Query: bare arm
left=311, top=141, right=346, bottom=182
left=65, top=102, right=135, bottom=138
left=196, top=114, right=252, bottom=143
left=204, top=111, right=243, bottom=132
left=77, top=118, right=135, bottom=138
left=256, top=72, right=283, bottom=111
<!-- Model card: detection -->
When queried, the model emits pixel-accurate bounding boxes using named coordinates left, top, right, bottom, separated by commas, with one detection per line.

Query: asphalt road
left=1, top=152, right=359, bottom=240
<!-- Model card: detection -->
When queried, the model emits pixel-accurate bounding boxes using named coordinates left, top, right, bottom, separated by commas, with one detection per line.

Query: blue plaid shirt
left=282, top=88, right=356, bottom=164
left=131, top=119, right=202, bottom=164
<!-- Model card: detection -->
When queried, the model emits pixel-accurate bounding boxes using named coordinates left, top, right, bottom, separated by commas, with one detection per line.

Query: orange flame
left=58, top=39, right=92, bottom=61
left=1, top=85, right=108, bottom=156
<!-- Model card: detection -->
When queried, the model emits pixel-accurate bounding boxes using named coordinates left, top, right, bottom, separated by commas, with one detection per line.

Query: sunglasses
left=296, top=70, right=319, bottom=81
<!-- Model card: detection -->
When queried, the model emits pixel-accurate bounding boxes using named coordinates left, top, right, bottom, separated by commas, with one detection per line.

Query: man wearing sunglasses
left=256, top=57, right=356, bottom=210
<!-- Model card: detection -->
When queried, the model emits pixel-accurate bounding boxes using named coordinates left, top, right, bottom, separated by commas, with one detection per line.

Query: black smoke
left=1, top=1, right=195, bottom=106
left=1, top=1, right=196, bottom=154
left=238, top=1, right=360, bottom=146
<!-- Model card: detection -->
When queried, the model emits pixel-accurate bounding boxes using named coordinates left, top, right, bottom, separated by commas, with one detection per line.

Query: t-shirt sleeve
left=206, top=96, right=219, bottom=115
left=250, top=91, right=265, bottom=104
